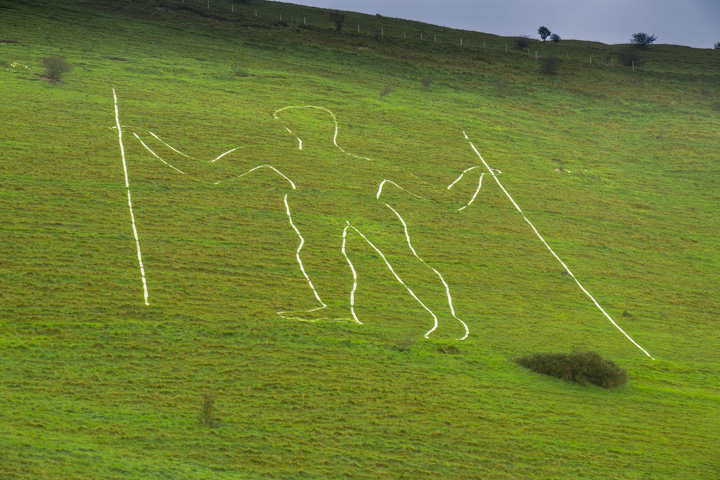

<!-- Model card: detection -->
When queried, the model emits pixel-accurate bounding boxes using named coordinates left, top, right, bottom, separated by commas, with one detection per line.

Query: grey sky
left=273, top=0, right=719, bottom=49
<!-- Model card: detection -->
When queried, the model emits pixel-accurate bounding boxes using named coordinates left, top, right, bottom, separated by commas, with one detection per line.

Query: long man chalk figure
left=111, top=91, right=653, bottom=356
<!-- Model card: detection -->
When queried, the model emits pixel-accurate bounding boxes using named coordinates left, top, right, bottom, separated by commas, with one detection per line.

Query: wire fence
left=162, top=0, right=718, bottom=80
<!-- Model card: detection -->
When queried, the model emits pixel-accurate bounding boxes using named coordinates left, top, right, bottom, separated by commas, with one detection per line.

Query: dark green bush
left=618, top=47, right=644, bottom=67
left=514, top=36, right=531, bottom=50
left=41, top=55, right=71, bottom=81
left=515, top=351, right=627, bottom=388
left=540, top=56, right=561, bottom=75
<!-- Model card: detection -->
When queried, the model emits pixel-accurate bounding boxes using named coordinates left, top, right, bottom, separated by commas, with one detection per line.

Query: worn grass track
left=1, top=0, right=719, bottom=478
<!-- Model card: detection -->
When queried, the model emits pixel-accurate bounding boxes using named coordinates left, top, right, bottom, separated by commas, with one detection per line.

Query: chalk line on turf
left=462, top=131, right=654, bottom=359
left=113, top=90, right=149, bottom=306
left=384, top=203, right=470, bottom=340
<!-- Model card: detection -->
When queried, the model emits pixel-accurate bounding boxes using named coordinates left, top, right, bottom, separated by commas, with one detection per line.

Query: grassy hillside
left=1, top=0, right=719, bottom=478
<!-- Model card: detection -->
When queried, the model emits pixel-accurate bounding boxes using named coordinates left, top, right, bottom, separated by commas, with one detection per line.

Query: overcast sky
left=273, top=0, right=719, bottom=49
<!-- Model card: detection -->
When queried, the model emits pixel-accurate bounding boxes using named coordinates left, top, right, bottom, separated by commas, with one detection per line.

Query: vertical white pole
left=535, top=51, right=538, bottom=60
left=255, top=9, right=258, bottom=17
left=460, top=38, right=463, bottom=46
left=304, top=17, right=306, bottom=25
left=434, top=34, right=437, bottom=42
left=611, top=58, right=614, bottom=67
left=381, top=27, right=384, bottom=36
left=483, top=41, right=486, bottom=50
left=566, top=52, right=569, bottom=60
left=505, top=44, right=508, bottom=53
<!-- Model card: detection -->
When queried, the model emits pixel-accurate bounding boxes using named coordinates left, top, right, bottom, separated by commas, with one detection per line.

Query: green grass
left=1, top=0, right=719, bottom=478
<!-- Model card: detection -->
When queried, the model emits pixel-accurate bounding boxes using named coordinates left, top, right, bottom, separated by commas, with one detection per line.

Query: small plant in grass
left=495, top=78, right=509, bottom=97
left=231, top=64, right=249, bottom=77
left=421, top=76, right=433, bottom=88
left=515, top=351, right=627, bottom=388
left=390, top=335, right=416, bottom=352
left=540, top=56, right=561, bottom=75
left=198, top=391, right=221, bottom=427
left=379, top=85, right=393, bottom=98
left=437, top=344, right=461, bottom=355
left=41, top=55, right=71, bottom=81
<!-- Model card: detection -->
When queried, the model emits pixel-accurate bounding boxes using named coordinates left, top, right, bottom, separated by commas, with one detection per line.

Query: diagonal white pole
left=463, top=131, right=654, bottom=359
left=113, top=89, right=149, bottom=306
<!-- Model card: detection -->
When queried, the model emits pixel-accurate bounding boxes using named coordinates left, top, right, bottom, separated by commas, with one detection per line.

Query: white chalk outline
left=463, top=131, right=654, bottom=359
left=448, top=166, right=503, bottom=211
left=210, top=147, right=240, bottom=163
left=376, top=179, right=423, bottom=200
left=278, top=193, right=327, bottom=317
left=113, top=90, right=149, bottom=306
left=215, top=165, right=297, bottom=189
left=273, top=105, right=372, bottom=160
left=131, top=132, right=186, bottom=174
left=384, top=203, right=470, bottom=340
left=342, top=222, right=439, bottom=337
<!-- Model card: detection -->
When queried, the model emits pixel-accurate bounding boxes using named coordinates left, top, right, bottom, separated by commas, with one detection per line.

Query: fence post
left=421, top=33, right=423, bottom=41
left=358, top=24, right=360, bottom=33
left=434, top=34, right=437, bottom=43
left=460, top=38, right=463, bottom=46
left=381, top=27, right=384, bottom=36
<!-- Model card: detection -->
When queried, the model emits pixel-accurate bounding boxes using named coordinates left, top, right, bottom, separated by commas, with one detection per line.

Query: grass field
left=1, top=0, right=719, bottom=478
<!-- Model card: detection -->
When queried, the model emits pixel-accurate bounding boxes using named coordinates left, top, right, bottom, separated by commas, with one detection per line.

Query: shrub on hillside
left=550, top=33, right=561, bottom=43
left=540, top=56, right=561, bottom=75
left=618, top=47, right=644, bottom=67
left=515, top=351, right=627, bottom=388
left=41, top=56, right=71, bottom=81
left=379, top=85, right=393, bottom=97
left=328, top=12, right=345, bottom=32
left=514, top=35, right=531, bottom=50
